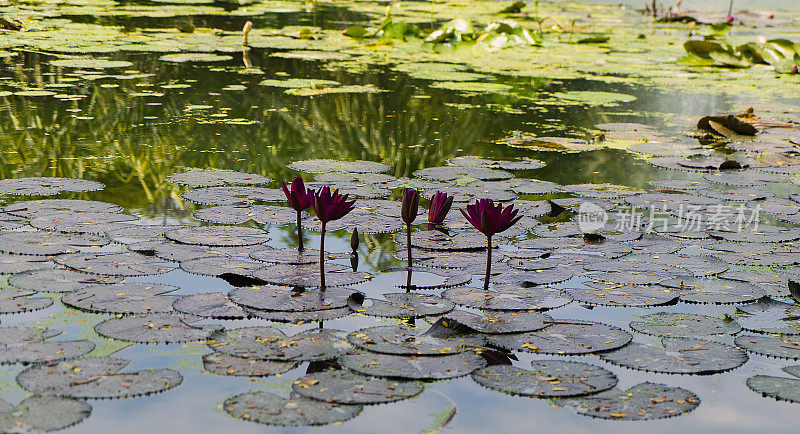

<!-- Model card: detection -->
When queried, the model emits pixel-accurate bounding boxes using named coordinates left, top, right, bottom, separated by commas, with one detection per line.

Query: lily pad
left=95, top=314, right=220, bottom=344
left=471, top=361, right=617, bottom=397
left=347, top=293, right=454, bottom=318
left=288, top=159, right=389, bottom=174
left=0, top=177, right=104, bottom=196
left=4, top=199, right=123, bottom=218
left=51, top=59, right=133, bottom=69
left=564, top=284, right=679, bottom=307
left=57, top=252, right=176, bottom=277
left=203, top=353, right=298, bottom=377
left=223, top=391, right=361, bottom=426
left=210, top=328, right=350, bottom=362
left=229, top=285, right=358, bottom=312
left=165, top=226, right=269, bottom=247
left=413, top=166, right=513, bottom=181
left=62, top=283, right=181, bottom=314
left=0, top=287, right=53, bottom=314
left=0, top=231, right=109, bottom=256
left=563, top=382, right=700, bottom=420
left=172, top=292, right=247, bottom=319
left=747, top=367, right=800, bottom=403
left=443, top=286, right=572, bottom=311
left=0, top=253, right=55, bottom=274
left=292, top=370, right=424, bottom=405
left=192, top=205, right=297, bottom=225
left=735, top=335, right=800, bottom=359
left=29, top=211, right=138, bottom=234
left=180, top=187, right=284, bottom=206
left=10, top=269, right=122, bottom=293
left=340, top=350, right=486, bottom=380
left=347, top=325, right=482, bottom=356
left=0, top=396, right=91, bottom=432
left=629, top=312, right=741, bottom=337
left=17, top=357, right=183, bottom=399
left=167, top=170, right=270, bottom=187
left=659, top=277, right=765, bottom=304
left=158, top=53, right=233, bottom=63
left=0, top=327, right=94, bottom=364
left=440, top=309, right=551, bottom=334
left=249, top=248, right=321, bottom=265
left=600, top=337, right=747, bottom=375
left=487, top=320, right=632, bottom=355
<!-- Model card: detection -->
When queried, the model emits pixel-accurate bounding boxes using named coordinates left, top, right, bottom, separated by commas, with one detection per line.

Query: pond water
left=0, top=0, right=800, bottom=433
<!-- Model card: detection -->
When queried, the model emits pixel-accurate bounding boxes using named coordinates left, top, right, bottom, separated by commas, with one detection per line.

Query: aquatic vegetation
left=312, top=186, right=356, bottom=287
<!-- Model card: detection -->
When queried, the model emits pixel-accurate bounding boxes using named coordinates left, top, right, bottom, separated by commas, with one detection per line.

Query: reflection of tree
left=0, top=52, right=490, bottom=215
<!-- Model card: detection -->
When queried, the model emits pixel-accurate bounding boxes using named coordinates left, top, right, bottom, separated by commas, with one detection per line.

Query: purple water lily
left=312, top=186, right=356, bottom=288
left=401, top=189, right=420, bottom=288
left=428, top=191, right=454, bottom=228
left=461, top=199, right=522, bottom=290
left=281, top=177, right=314, bottom=251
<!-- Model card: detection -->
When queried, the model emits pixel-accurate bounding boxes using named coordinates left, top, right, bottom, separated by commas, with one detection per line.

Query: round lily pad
left=17, top=357, right=183, bottom=399
left=167, top=170, right=270, bottom=187
left=737, top=298, right=800, bottom=335
left=179, top=256, right=266, bottom=277
left=747, top=370, right=800, bottom=403
left=10, top=269, right=122, bottom=293
left=413, top=166, right=513, bottom=181
left=250, top=264, right=371, bottom=288
left=172, top=292, right=247, bottom=319
left=600, top=337, right=747, bottom=375
left=340, top=350, right=486, bottom=380
left=384, top=266, right=471, bottom=290
left=56, top=252, right=176, bottom=276
left=249, top=248, right=320, bottom=264
left=0, top=327, right=94, bottom=364
left=490, top=267, right=574, bottom=286
left=4, top=199, right=123, bottom=218
left=244, top=306, right=353, bottom=323
left=487, top=321, right=632, bottom=355
left=348, top=293, right=454, bottom=318
left=51, top=59, right=132, bottom=69
left=62, top=283, right=181, bottom=314
left=165, top=226, right=269, bottom=247
left=735, top=335, right=800, bottom=359
left=29, top=212, right=138, bottom=234
left=0, top=253, right=55, bottom=274
left=564, top=283, right=678, bottom=307
left=659, top=277, right=764, bottom=304
left=0, top=177, right=104, bottom=196
left=180, top=187, right=284, bottom=206
left=511, top=179, right=561, bottom=195
left=629, top=312, right=741, bottom=337
left=347, top=325, right=482, bottom=356
left=563, top=382, right=700, bottom=420
left=159, top=53, right=233, bottom=62
left=95, top=314, right=220, bottom=344
left=288, top=159, right=390, bottom=174
left=193, top=205, right=297, bottom=225
left=0, top=287, right=52, bottom=314
left=229, top=286, right=357, bottom=312
left=0, top=231, right=109, bottom=256
left=203, top=352, right=297, bottom=377
left=408, top=231, right=486, bottom=251
left=443, top=286, right=572, bottom=311
left=471, top=361, right=617, bottom=397
left=223, top=391, right=362, bottom=426
left=0, top=396, right=91, bottom=432
left=292, top=370, right=424, bottom=405
left=209, top=327, right=349, bottom=362
left=440, top=310, right=551, bottom=334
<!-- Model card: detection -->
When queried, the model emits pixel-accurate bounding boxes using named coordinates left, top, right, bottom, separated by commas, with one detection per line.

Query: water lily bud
left=727, top=16, right=734, bottom=23
left=350, top=228, right=359, bottom=252
left=793, top=64, right=799, bottom=74
left=242, top=21, right=253, bottom=46
left=401, top=189, right=420, bottom=225
left=769, top=13, right=775, bottom=19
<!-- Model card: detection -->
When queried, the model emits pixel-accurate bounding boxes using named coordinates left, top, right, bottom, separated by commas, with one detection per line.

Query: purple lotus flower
left=428, top=191, right=454, bottom=227
left=461, top=199, right=522, bottom=238
left=313, top=186, right=356, bottom=288
left=282, top=177, right=314, bottom=211
left=281, top=177, right=314, bottom=251
left=461, top=199, right=522, bottom=290
left=313, top=186, right=355, bottom=223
